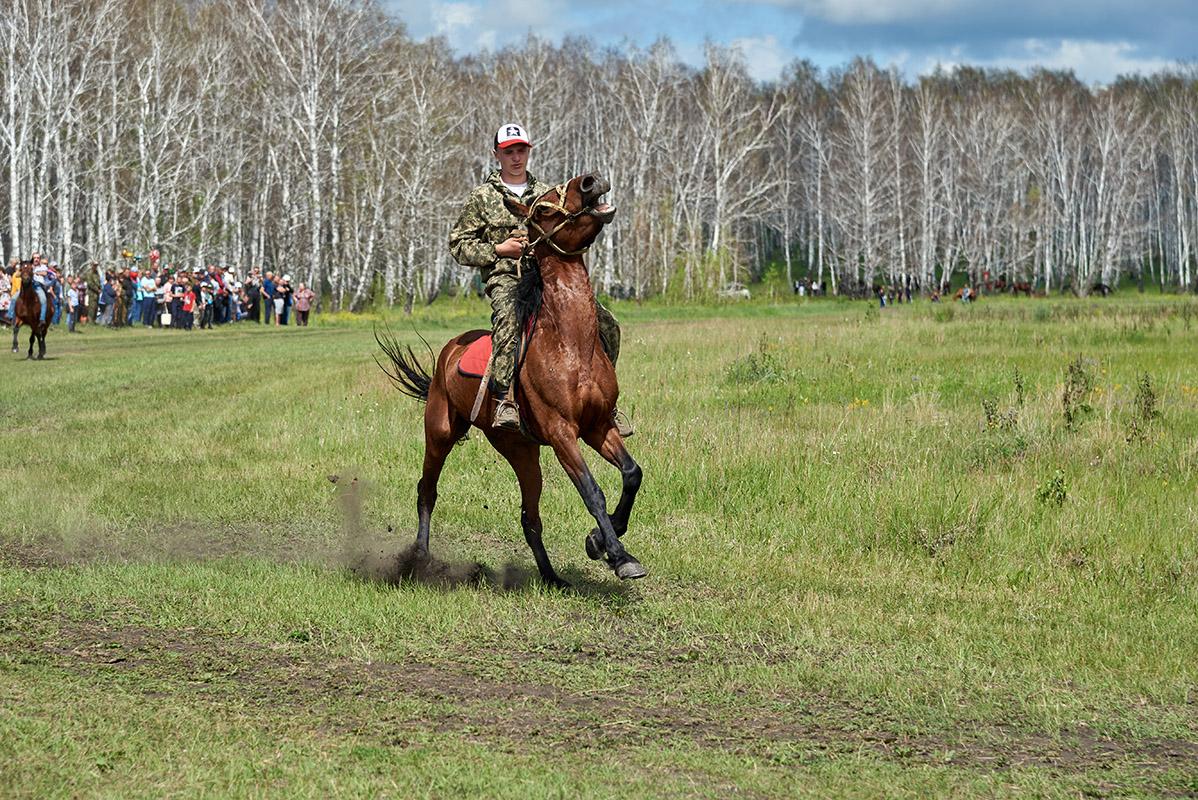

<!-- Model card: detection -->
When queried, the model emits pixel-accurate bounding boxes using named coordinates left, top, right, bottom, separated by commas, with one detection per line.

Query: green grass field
left=2, top=294, right=1197, bottom=798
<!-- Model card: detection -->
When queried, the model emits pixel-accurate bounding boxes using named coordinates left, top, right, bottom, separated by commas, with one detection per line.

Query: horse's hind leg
left=10, top=324, right=16, bottom=353
left=488, top=436, right=565, bottom=588
left=415, top=389, right=465, bottom=558
left=582, top=427, right=643, bottom=560
left=37, top=330, right=46, bottom=360
left=26, top=328, right=34, bottom=360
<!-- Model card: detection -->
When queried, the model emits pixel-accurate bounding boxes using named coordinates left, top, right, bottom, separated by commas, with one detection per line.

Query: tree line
left=3, top=0, right=1196, bottom=306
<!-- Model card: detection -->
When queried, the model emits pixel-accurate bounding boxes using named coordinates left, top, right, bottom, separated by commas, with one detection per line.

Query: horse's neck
left=537, top=254, right=598, bottom=350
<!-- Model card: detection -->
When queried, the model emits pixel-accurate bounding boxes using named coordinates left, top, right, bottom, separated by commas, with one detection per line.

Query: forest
left=3, top=0, right=1197, bottom=306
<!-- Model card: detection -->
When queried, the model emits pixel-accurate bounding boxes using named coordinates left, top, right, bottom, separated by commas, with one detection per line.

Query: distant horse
left=1011, top=281, right=1033, bottom=297
left=11, top=262, right=51, bottom=359
left=378, top=174, right=645, bottom=586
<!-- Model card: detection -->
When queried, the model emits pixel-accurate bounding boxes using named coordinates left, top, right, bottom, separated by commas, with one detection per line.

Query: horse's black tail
left=374, top=324, right=434, bottom=403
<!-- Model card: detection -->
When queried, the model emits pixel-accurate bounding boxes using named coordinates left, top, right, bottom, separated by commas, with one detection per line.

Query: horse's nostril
left=580, top=176, right=595, bottom=195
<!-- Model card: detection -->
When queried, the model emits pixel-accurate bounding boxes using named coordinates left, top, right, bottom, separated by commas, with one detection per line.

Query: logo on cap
left=496, top=123, right=531, bottom=149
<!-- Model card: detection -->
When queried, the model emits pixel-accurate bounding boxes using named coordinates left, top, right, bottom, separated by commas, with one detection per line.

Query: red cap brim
left=497, top=138, right=531, bottom=149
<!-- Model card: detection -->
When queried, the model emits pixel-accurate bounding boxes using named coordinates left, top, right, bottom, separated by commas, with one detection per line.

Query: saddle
left=457, top=335, right=492, bottom=378
left=457, top=315, right=539, bottom=380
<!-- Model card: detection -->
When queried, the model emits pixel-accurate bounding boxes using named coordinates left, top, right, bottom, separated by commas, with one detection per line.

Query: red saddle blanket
left=458, top=335, right=492, bottom=378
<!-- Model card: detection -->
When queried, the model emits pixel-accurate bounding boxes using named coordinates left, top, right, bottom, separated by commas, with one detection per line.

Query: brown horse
left=377, top=173, right=645, bottom=587
left=11, top=262, right=50, bottom=359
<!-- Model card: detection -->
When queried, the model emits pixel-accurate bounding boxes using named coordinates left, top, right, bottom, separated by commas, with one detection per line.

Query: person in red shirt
left=181, top=282, right=196, bottom=330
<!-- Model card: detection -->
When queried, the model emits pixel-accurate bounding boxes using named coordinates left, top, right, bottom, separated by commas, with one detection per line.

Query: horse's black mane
left=514, top=262, right=544, bottom=332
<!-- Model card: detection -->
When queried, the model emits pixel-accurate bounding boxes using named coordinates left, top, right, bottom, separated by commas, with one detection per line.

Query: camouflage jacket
left=448, top=170, right=553, bottom=284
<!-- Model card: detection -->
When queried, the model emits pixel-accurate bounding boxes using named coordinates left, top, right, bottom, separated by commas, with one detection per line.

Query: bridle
left=520, top=183, right=595, bottom=259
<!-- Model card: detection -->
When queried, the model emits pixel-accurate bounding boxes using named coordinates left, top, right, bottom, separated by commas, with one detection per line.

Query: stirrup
left=493, top=399, right=522, bottom=431
left=612, top=409, right=634, bottom=438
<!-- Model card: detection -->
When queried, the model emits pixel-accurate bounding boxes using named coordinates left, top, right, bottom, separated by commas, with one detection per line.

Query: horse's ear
left=502, top=194, right=529, bottom=219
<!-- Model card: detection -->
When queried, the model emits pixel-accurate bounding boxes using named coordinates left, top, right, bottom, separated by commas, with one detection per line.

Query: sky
left=388, top=0, right=1194, bottom=84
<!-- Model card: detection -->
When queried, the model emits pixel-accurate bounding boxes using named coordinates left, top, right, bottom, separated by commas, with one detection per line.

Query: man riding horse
left=449, top=123, right=633, bottom=437
left=9, top=253, right=52, bottom=328
left=380, top=170, right=646, bottom=585
left=11, top=258, right=53, bottom=359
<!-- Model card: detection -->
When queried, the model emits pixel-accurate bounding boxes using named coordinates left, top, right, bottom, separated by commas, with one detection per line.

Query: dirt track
left=4, top=603, right=1196, bottom=786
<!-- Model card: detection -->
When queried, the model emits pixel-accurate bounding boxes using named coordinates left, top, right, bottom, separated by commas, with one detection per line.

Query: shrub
left=1036, top=469, right=1068, bottom=507
left=726, top=335, right=788, bottom=384
left=1062, top=357, right=1096, bottom=430
left=1127, top=372, right=1160, bottom=442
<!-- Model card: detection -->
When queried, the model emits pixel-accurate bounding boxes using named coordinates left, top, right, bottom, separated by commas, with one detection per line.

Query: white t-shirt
left=502, top=180, right=527, bottom=197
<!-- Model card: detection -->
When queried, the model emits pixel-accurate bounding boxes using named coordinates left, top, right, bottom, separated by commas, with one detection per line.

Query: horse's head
left=19, top=261, right=33, bottom=281
left=503, top=173, right=616, bottom=258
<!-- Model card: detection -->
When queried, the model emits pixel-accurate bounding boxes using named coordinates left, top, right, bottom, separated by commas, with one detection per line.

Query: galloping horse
left=11, top=262, right=50, bottom=359
left=377, top=173, right=645, bottom=586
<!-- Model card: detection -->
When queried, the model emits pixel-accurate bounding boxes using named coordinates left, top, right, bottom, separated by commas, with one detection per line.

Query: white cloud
left=729, top=35, right=793, bottom=81
left=997, top=39, right=1174, bottom=83
left=432, top=1, right=476, bottom=34
left=757, top=0, right=972, bottom=24
left=418, top=0, right=572, bottom=54
left=917, top=39, right=1175, bottom=84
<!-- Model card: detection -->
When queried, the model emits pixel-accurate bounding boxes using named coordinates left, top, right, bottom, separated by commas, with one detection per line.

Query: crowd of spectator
left=0, top=254, right=317, bottom=332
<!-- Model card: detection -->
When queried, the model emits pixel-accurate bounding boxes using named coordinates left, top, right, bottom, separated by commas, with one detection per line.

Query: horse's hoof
left=585, top=528, right=603, bottom=560
left=613, top=558, right=647, bottom=580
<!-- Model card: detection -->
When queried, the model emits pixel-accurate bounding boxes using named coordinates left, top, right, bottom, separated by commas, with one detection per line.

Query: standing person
left=293, top=282, right=316, bottom=326
left=199, top=281, right=214, bottom=329
left=170, top=273, right=185, bottom=328
left=9, top=261, right=23, bottom=324
left=224, top=268, right=238, bottom=322
left=271, top=281, right=285, bottom=326
left=120, top=268, right=136, bottom=326
left=261, top=271, right=276, bottom=325
left=112, top=272, right=127, bottom=328
left=48, top=262, right=63, bottom=325
left=0, top=264, right=11, bottom=326
left=244, top=267, right=262, bottom=323
left=154, top=273, right=168, bottom=327
left=139, top=270, right=157, bottom=327
left=181, top=281, right=196, bottom=330
left=448, top=122, right=632, bottom=435
left=85, top=262, right=101, bottom=323
left=76, top=277, right=89, bottom=325
left=277, top=275, right=292, bottom=326
left=129, top=267, right=144, bottom=325
left=98, top=273, right=115, bottom=326
left=66, top=278, right=79, bottom=333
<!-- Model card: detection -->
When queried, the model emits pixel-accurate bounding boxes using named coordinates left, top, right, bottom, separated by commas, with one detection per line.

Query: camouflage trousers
left=486, top=272, right=620, bottom=397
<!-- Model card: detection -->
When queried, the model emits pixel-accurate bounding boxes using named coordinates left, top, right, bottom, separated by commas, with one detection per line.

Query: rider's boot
left=493, top=397, right=522, bottom=432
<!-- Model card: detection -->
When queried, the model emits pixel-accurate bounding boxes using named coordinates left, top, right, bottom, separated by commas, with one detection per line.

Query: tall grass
left=2, top=294, right=1196, bottom=797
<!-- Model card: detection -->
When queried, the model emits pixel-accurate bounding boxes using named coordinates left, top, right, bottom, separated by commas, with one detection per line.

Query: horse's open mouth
left=591, top=202, right=616, bottom=223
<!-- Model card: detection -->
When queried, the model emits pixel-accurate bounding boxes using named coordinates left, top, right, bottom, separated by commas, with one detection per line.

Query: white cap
left=495, top=123, right=531, bottom=149
left=282, top=274, right=292, bottom=282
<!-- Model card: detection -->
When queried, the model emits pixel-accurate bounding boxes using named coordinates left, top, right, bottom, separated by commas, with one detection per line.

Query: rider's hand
left=495, top=229, right=527, bottom=258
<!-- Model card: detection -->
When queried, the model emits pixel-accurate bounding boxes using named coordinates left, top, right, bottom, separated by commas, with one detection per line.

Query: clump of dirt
left=335, top=473, right=531, bottom=591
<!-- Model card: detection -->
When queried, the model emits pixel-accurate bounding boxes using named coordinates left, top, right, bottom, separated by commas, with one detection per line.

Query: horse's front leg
left=26, top=327, right=34, bottom=360
left=582, top=426, right=642, bottom=560
left=12, top=323, right=18, bottom=353
left=37, top=329, right=46, bottom=360
left=550, top=434, right=646, bottom=581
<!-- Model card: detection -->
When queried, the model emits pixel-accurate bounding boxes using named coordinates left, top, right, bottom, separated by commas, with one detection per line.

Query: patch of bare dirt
left=4, top=608, right=1197, bottom=789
